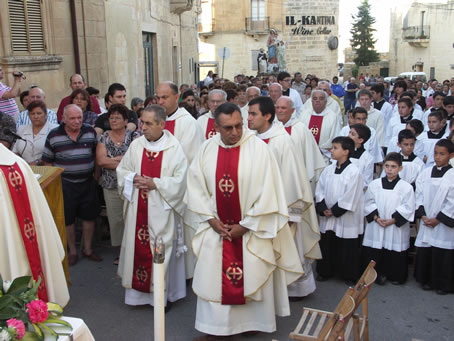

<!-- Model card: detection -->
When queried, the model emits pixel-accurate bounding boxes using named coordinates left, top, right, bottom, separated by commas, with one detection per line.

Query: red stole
left=308, top=114, right=324, bottom=144
left=216, top=146, right=245, bottom=305
left=285, top=125, right=292, bottom=135
left=132, top=149, right=163, bottom=292
left=262, top=138, right=270, bottom=144
left=165, top=120, right=176, bottom=135
left=206, top=117, right=217, bottom=139
left=0, top=163, right=48, bottom=301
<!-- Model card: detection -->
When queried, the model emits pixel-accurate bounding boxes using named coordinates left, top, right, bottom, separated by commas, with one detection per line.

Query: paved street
left=64, top=243, right=453, bottom=341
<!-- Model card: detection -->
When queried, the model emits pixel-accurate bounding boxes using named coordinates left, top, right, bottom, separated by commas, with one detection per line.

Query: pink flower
left=6, top=319, right=25, bottom=339
left=26, top=300, right=48, bottom=324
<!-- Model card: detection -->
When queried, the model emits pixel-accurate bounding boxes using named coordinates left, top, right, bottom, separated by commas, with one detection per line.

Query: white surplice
left=339, top=125, right=383, bottom=163
left=366, top=107, right=385, bottom=147
left=257, top=123, right=321, bottom=297
left=116, top=132, right=188, bottom=305
left=387, top=134, right=426, bottom=160
left=415, top=167, right=454, bottom=250
left=363, top=178, right=415, bottom=252
left=282, top=113, right=326, bottom=183
left=380, top=153, right=425, bottom=186
left=300, top=107, right=341, bottom=162
left=315, top=161, right=365, bottom=238
left=184, top=129, right=303, bottom=335
left=166, top=106, right=204, bottom=278
left=0, top=144, right=69, bottom=306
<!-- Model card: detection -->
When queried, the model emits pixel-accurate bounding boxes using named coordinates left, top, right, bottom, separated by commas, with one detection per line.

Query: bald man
left=15, top=87, right=58, bottom=128
left=269, top=83, right=283, bottom=104
left=56, top=74, right=101, bottom=122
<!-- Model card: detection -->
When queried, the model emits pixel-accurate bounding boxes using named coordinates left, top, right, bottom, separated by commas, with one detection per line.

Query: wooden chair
left=289, top=261, right=377, bottom=341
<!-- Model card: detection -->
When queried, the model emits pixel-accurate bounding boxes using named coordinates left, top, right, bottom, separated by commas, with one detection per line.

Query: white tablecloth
left=44, top=316, right=95, bottom=341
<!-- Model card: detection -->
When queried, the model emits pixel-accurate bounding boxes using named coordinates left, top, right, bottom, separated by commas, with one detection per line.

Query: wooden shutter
left=8, top=0, right=45, bottom=53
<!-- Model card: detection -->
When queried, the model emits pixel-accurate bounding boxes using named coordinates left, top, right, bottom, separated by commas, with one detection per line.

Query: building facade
left=198, top=0, right=339, bottom=80
left=389, top=0, right=454, bottom=80
left=0, top=0, right=199, bottom=110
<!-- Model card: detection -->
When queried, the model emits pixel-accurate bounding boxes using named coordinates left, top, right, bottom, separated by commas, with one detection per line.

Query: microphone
left=4, top=128, right=25, bottom=141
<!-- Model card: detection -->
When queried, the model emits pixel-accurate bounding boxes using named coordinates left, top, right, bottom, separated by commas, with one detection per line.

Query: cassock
left=300, top=107, right=341, bottom=162
left=366, top=108, right=385, bottom=147
left=283, top=113, right=326, bottom=184
left=339, top=125, right=383, bottom=164
left=184, top=129, right=303, bottom=335
left=116, top=132, right=188, bottom=305
left=300, top=96, right=342, bottom=120
left=362, top=177, right=415, bottom=283
left=414, top=166, right=454, bottom=292
left=0, top=144, right=69, bottom=306
left=315, top=160, right=364, bottom=281
left=164, top=106, right=204, bottom=278
left=257, top=123, right=321, bottom=297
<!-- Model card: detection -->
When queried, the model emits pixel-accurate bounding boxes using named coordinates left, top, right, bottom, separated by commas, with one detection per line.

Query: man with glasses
left=277, top=71, right=303, bottom=113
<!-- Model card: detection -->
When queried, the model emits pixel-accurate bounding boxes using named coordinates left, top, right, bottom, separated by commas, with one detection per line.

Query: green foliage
left=352, top=65, right=359, bottom=79
left=350, top=0, right=380, bottom=66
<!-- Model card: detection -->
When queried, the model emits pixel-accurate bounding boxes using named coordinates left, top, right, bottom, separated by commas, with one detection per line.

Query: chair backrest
left=321, top=295, right=356, bottom=341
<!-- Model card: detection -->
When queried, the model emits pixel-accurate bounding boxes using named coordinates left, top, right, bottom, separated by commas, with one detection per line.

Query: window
left=8, top=0, right=45, bottom=53
left=251, top=0, right=265, bottom=20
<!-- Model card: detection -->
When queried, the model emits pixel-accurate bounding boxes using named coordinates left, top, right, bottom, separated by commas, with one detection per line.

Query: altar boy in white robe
left=414, top=139, right=454, bottom=295
left=362, top=153, right=415, bottom=285
left=185, top=103, right=303, bottom=337
left=116, top=105, right=188, bottom=306
left=248, top=96, right=321, bottom=298
left=315, top=136, right=365, bottom=284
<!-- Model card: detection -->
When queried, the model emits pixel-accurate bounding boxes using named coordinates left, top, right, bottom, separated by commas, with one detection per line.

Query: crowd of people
left=0, top=66, right=453, bottom=338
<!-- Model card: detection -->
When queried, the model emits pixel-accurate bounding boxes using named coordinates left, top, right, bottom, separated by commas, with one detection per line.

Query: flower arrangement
left=0, top=275, right=71, bottom=341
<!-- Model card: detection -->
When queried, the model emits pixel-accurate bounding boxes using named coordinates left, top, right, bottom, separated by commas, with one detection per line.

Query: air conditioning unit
left=170, top=0, right=193, bottom=14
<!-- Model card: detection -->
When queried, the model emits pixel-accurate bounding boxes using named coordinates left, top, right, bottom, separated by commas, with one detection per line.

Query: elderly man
left=42, top=104, right=101, bottom=266
left=56, top=74, right=101, bottom=122
left=275, top=96, right=326, bottom=184
left=300, top=89, right=341, bottom=162
left=0, top=66, right=21, bottom=118
left=277, top=71, right=303, bottom=113
left=185, top=102, right=302, bottom=337
left=300, top=80, right=343, bottom=120
left=197, top=89, right=227, bottom=140
left=116, top=104, right=188, bottom=307
left=15, top=87, right=58, bottom=128
left=156, top=81, right=203, bottom=279
left=94, top=83, right=138, bottom=136
left=269, top=82, right=283, bottom=104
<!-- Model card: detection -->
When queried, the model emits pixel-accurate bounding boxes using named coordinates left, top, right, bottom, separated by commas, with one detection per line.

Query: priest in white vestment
left=116, top=105, right=187, bottom=306
left=156, top=82, right=204, bottom=279
left=300, top=89, right=341, bottom=163
left=185, top=102, right=303, bottom=336
left=299, top=81, right=342, bottom=121
left=276, top=96, right=326, bottom=185
left=248, top=96, right=321, bottom=298
left=197, top=89, right=227, bottom=140
left=0, top=144, right=69, bottom=307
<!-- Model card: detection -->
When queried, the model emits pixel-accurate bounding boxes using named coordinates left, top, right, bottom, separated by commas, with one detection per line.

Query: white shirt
left=12, top=122, right=58, bottom=163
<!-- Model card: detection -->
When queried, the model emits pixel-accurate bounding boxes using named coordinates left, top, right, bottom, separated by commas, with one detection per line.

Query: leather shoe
left=83, top=252, right=103, bottom=262
left=68, top=254, right=78, bottom=266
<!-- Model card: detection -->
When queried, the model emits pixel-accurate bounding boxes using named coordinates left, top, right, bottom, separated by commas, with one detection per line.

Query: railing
left=402, top=25, right=430, bottom=40
left=198, top=19, right=215, bottom=33
left=245, top=17, right=270, bottom=33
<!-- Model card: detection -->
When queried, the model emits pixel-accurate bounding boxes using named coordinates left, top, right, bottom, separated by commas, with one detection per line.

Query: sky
left=338, top=0, right=421, bottom=62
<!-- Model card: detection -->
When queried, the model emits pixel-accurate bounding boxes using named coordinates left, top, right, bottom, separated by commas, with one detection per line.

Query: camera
left=12, top=71, right=26, bottom=79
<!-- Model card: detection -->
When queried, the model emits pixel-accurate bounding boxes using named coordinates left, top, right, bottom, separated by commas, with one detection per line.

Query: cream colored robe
left=300, top=107, right=341, bottom=162
left=257, top=124, right=321, bottom=296
left=197, top=110, right=248, bottom=141
left=300, top=95, right=342, bottom=119
left=166, top=107, right=204, bottom=278
left=0, top=144, right=69, bottom=306
left=116, top=132, right=188, bottom=302
left=184, top=130, right=303, bottom=335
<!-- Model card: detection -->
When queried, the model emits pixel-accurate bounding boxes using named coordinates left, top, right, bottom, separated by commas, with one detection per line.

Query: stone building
left=198, top=0, right=339, bottom=80
left=389, top=0, right=454, bottom=80
left=0, top=0, right=199, bottom=110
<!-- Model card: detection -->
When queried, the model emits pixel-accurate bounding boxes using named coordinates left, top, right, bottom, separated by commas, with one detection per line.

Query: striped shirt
left=16, top=109, right=58, bottom=128
left=42, top=123, right=97, bottom=183
left=0, top=82, right=20, bottom=117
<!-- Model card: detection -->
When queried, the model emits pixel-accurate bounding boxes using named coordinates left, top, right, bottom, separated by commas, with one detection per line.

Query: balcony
left=402, top=25, right=430, bottom=47
left=198, top=19, right=216, bottom=38
left=245, top=17, right=270, bottom=35
left=170, top=0, right=193, bottom=14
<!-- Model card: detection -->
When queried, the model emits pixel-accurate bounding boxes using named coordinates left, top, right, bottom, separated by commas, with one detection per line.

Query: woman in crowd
left=96, top=104, right=140, bottom=264
left=181, top=89, right=198, bottom=119
left=71, top=88, right=98, bottom=126
left=12, top=100, right=57, bottom=164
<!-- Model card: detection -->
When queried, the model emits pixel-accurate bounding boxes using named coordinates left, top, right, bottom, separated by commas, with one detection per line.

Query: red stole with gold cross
left=308, top=114, right=324, bottom=144
left=205, top=117, right=217, bottom=139
left=132, top=149, right=163, bottom=292
left=0, top=163, right=48, bottom=301
left=165, top=120, right=176, bottom=135
left=216, top=145, right=246, bottom=305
